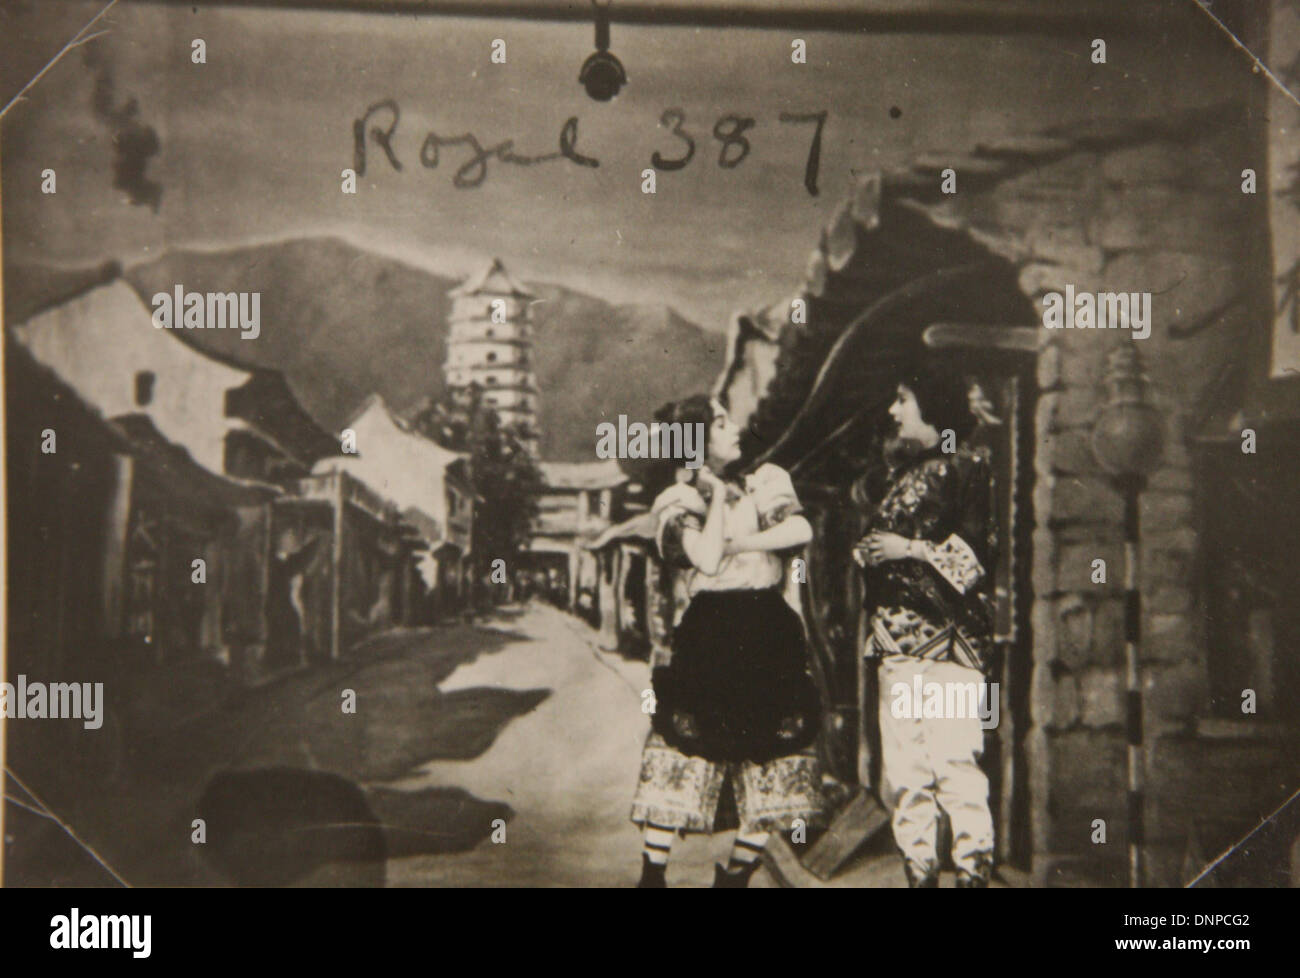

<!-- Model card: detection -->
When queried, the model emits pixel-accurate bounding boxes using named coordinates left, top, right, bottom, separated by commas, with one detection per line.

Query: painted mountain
left=18, top=236, right=723, bottom=461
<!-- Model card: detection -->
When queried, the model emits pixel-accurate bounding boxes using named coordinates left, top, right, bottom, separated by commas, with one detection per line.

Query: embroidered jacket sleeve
left=918, top=455, right=993, bottom=595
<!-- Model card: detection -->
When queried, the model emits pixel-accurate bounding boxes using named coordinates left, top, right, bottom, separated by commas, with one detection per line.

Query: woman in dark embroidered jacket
left=855, top=365, right=997, bottom=888
left=629, top=395, right=824, bottom=887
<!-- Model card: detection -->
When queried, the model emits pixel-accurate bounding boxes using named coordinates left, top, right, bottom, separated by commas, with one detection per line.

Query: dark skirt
left=651, top=587, right=822, bottom=764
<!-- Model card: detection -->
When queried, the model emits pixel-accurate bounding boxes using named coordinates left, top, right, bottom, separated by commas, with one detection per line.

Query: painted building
left=312, top=392, right=470, bottom=614
left=445, top=259, right=540, bottom=456
left=582, top=511, right=661, bottom=658
left=13, top=279, right=250, bottom=475
left=4, top=334, right=294, bottom=791
left=525, top=460, right=627, bottom=610
left=10, top=275, right=339, bottom=680
left=275, top=468, right=421, bottom=661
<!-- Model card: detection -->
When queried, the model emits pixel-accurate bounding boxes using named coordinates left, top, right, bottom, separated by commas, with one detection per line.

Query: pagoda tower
left=445, top=259, right=539, bottom=456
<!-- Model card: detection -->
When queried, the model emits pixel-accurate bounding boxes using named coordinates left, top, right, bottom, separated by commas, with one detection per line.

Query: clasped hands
left=853, top=530, right=914, bottom=567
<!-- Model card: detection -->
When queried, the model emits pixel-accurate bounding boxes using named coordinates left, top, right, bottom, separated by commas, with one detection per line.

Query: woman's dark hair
left=655, top=394, right=714, bottom=469
left=900, top=363, right=977, bottom=442
left=636, top=393, right=721, bottom=495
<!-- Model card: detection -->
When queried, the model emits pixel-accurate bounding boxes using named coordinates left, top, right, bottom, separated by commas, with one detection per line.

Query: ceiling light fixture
left=579, top=0, right=627, bottom=102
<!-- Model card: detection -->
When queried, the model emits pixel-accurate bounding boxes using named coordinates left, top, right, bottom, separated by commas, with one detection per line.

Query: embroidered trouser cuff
left=629, top=733, right=825, bottom=834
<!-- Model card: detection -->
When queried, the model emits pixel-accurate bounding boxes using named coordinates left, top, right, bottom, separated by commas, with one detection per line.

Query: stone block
left=1043, top=428, right=1100, bottom=476
left=1144, top=613, right=1197, bottom=665
left=1030, top=524, right=1060, bottom=595
left=1044, top=728, right=1126, bottom=853
left=1055, top=596, right=1094, bottom=670
left=1144, top=526, right=1199, bottom=553
left=1035, top=388, right=1102, bottom=437
left=1053, top=521, right=1123, bottom=546
left=1034, top=661, right=1080, bottom=731
left=1038, top=474, right=1124, bottom=526
left=1148, top=586, right=1193, bottom=616
left=1030, top=593, right=1061, bottom=664
left=1079, top=667, right=1124, bottom=727
left=1091, top=598, right=1125, bottom=668
left=1139, top=492, right=1195, bottom=533
left=1143, top=538, right=1197, bottom=590
left=1143, top=660, right=1207, bottom=725
left=1056, top=541, right=1123, bottom=593
left=1058, top=346, right=1105, bottom=388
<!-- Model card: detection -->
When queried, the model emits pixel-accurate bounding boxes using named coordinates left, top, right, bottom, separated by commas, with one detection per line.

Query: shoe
left=712, top=861, right=761, bottom=888
left=956, top=852, right=993, bottom=888
left=903, top=860, right=939, bottom=888
left=637, top=854, right=667, bottom=888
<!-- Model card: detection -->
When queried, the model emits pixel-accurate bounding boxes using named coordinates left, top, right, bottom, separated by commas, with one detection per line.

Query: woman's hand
left=695, top=468, right=728, bottom=496
left=681, top=468, right=730, bottom=575
left=860, top=531, right=913, bottom=564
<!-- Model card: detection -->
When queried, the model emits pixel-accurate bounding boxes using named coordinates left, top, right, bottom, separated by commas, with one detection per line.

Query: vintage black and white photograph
left=1, top=0, right=1298, bottom=903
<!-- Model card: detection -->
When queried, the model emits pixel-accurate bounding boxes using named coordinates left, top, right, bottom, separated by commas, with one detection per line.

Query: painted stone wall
left=909, top=95, right=1278, bottom=883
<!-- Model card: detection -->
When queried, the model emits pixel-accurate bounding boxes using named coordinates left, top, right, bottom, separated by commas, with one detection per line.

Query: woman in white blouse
left=630, top=395, right=825, bottom=887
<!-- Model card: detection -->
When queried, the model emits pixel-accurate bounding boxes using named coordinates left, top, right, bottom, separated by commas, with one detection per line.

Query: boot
left=903, top=860, right=939, bottom=889
left=712, top=861, right=761, bottom=888
left=637, top=854, right=667, bottom=888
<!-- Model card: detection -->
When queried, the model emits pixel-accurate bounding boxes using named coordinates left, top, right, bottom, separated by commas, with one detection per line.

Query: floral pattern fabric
left=630, top=733, right=825, bottom=834
left=921, top=534, right=984, bottom=595
left=859, top=445, right=996, bottom=673
left=869, top=605, right=987, bottom=673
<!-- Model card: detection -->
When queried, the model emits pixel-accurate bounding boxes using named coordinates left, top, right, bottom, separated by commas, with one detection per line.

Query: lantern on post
left=1090, top=338, right=1164, bottom=888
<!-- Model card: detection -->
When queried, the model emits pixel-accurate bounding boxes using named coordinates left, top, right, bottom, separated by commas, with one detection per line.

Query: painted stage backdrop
left=2, top=0, right=1299, bottom=890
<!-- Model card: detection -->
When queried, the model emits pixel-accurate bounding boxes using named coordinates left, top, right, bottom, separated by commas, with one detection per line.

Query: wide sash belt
left=867, top=615, right=984, bottom=673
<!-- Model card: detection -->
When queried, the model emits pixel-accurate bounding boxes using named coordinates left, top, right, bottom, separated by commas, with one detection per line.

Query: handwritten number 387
left=351, top=99, right=827, bottom=197
left=652, top=108, right=825, bottom=196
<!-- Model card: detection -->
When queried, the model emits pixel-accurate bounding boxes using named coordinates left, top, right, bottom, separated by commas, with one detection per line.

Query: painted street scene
left=3, top=1, right=1300, bottom=890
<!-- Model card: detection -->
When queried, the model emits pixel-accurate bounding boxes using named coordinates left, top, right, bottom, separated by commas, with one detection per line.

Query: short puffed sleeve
left=658, top=508, right=703, bottom=570
left=652, top=484, right=706, bottom=571
left=747, top=463, right=803, bottom=530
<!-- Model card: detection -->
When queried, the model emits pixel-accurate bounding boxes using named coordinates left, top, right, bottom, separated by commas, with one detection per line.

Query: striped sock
left=642, top=823, right=674, bottom=866
left=727, top=830, right=769, bottom=871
